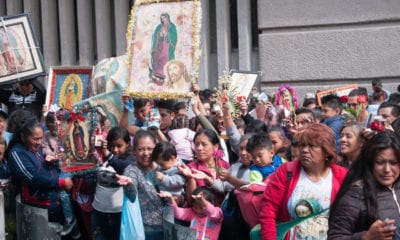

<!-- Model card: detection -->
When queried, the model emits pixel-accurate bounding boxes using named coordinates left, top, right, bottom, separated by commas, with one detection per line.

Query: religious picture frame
left=55, top=106, right=101, bottom=174
left=126, top=0, right=202, bottom=99
left=316, top=84, right=358, bottom=105
left=229, top=70, right=261, bottom=99
left=45, top=66, right=93, bottom=109
left=0, top=13, right=45, bottom=84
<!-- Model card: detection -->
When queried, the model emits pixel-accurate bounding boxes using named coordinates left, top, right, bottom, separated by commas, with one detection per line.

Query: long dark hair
left=6, top=117, right=41, bottom=156
left=330, top=131, right=400, bottom=227
left=193, top=129, right=220, bottom=148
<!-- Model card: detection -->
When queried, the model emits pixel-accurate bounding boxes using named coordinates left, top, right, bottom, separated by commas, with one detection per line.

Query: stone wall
left=258, top=0, right=400, bottom=103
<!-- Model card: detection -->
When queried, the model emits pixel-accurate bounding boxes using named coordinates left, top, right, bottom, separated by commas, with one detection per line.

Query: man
left=0, top=78, right=46, bottom=121
left=164, top=60, right=191, bottom=92
left=369, top=79, right=390, bottom=102
left=377, top=102, right=400, bottom=125
left=347, top=88, right=370, bottom=124
left=155, top=99, right=176, bottom=136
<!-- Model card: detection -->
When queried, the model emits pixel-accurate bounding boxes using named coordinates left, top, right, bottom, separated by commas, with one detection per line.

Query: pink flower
left=212, top=149, right=223, bottom=160
left=357, top=95, right=367, bottom=104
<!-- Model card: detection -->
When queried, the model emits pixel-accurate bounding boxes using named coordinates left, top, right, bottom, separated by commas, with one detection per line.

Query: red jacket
left=258, top=160, right=347, bottom=240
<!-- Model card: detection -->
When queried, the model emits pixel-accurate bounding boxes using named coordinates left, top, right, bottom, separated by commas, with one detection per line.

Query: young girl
left=152, top=141, right=186, bottom=205
left=168, top=115, right=195, bottom=163
left=159, top=186, right=224, bottom=240
left=92, top=126, right=135, bottom=240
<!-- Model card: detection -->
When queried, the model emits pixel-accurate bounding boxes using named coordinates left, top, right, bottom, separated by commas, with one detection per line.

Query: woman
left=179, top=129, right=230, bottom=206
left=150, top=12, right=177, bottom=80
left=259, top=123, right=347, bottom=239
left=7, top=117, right=73, bottom=221
left=117, top=130, right=164, bottom=239
left=338, top=122, right=366, bottom=168
left=219, top=133, right=254, bottom=240
left=328, top=131, right=400, bottom=239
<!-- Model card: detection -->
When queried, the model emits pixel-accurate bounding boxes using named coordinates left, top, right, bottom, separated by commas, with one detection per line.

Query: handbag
left=120, top=194, right=145, bottom=240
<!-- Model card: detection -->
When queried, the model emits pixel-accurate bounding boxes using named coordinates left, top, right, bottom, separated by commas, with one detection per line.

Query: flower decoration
left=236, top=96, right=246, bottom=103
left=212, top=149, right=223, bottom=160
left=212, top=71, right=242, bottom=119
left=369, top=121, right=385, bottom=131
left=339, top=96, right=348, bottom=104
left=275, top=84, right=298, bottom=110
left=342, top=95, right=367, bottom=123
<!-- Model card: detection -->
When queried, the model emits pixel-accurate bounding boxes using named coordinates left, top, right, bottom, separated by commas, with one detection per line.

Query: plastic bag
left=120, top=194, right=145, bottom=240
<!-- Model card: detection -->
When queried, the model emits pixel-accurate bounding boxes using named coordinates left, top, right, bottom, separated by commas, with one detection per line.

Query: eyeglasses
left=136, top=147, right=154, bottom=153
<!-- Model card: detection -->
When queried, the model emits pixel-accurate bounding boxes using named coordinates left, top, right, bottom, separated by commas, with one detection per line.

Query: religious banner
left=126, top=0, right=201, bottom=99
left=45, top=66, right=93, bottom=109
left=55, top=106, right=101, bottom=174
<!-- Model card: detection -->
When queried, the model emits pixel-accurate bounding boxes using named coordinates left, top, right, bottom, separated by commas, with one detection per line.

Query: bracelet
left=223, top=116, right=232, bottom=119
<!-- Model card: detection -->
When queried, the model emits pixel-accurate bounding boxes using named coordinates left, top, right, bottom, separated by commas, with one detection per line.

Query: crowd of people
left=0, top=78, right=400, bottom=240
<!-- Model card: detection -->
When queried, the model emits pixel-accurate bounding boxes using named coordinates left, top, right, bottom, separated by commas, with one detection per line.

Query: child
left=152, top=142, right=186, bottom=206
left=0, top=137, right=10, bottom=182
left=267, top=126, right=290, bottom=156
left=168, top=115, right=195, bottom=163
left=92, top=126, right=135, bottom=239
left=159, top=187, right=224, bottom=240
left=246, top=133, right=283, bottom=183
left=42, top=112, right=81, bottom=238
left=321, top=94, right=344, bottom=153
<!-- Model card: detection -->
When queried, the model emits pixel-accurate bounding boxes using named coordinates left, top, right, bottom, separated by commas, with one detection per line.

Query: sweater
left=258, top=160, right=347, bottom=240
left=171, top=201, right=224, bottom=240
left=123, top=164, right=164, bottom=233
left=8, top=143, right=65, bottom=207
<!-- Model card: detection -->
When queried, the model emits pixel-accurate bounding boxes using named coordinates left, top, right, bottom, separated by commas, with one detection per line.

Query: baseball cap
left=0, top=109, right=8, bottom=119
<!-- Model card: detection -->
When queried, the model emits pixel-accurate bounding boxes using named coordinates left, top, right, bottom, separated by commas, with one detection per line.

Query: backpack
left=234, top=162, right=295, bottom=228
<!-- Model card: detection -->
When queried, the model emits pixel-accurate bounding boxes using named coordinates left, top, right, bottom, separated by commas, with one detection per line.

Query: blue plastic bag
left=120, top=194, right=145, bottom=240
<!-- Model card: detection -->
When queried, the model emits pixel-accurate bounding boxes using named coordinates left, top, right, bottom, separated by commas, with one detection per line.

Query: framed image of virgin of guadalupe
left=0, top=13, right=45, bottom=84
left=55, top=106, right=101, bottom=174
left=126, top=0, right=202, bottom=99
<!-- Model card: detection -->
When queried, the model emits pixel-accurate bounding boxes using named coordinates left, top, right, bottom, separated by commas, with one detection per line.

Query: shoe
left=70, top=224, right=81, bottom=239
left=60, top=217, right=77, bottom=236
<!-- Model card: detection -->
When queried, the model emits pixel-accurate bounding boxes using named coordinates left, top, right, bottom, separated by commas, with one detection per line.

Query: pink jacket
left=171, top=201, right=223, bottom=240
left=258, top=160, right=347, bottom=240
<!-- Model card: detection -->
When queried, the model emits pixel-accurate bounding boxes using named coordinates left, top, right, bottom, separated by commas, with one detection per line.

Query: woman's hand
left=191, top=168, right=214, bottom=186
left=64, top=178, right=73, bottom=190
left=158, top=191, right=174, bottom=204
left=116, top=174, right=133, bottom=186
left=218, top=168, right=230, bottom=182
left=363, top=219, right=396, bottom=240
left=101, top=139, right=110, bottom=157
left=178, top=163, right=193, bottom=178
left=156, top=171, right=164, bottom=181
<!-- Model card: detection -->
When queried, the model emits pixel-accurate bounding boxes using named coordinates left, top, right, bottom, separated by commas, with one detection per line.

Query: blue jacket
left=8, top=143, right=64, bottom=207
left=321, top=115, right=344, bottom=154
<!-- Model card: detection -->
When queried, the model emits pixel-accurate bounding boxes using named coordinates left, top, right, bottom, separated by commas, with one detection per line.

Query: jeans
left=92, top=209, right=121, bottom=240
left=59, top=172, right=74, bottom=222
